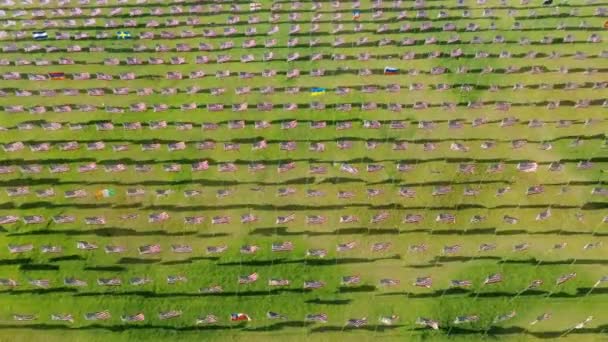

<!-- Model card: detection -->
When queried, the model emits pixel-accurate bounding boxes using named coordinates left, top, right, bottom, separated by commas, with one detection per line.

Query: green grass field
left=0, top=0, right=607, bottom=341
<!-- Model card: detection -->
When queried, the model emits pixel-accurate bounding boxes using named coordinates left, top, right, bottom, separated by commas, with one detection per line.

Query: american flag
left=305, top=313, right=328, bottom=323
left=454, top=315, right=479, bottom=324
left=341, top=275, right=361, bottom=285
left=196, top=314, right=218, bottom=324
left=276, top=213, right=295, bottom=224
left=271, top=241, right=293, bottom=252
left=556, top=272, right=576, bottom=285
left=528, top=279, right=544, bottom=289
left=306, top=249, right=327, bottom=258
left=493, top=311, right=517, bottom=324
left=267, top=311, right=287, bottom=320
left=85, top=310, right=111, bottom=321
left=138, top=244, right=161, bottom=255
left=484, top=273, right=503, bottom=285
left=379, top=315, right=399, bottom=326
left=380, top=278, right=400, bottom=287
left=414, top=276, right=432, bottom=288
left=121, top=313, right=145, bottom=322
left=371, top=242, right=391, bottom=252
left=416, top=317, right=439, bottom=330
left=304, top=281, right=325, bottom=289
left=530, top=313, right=551, bottom=325
left=346, top=317, right=367, bottom=328
left=268, top=279, right=290, bottom=286
left=239, top=272, right=259, bottom=284
left=450, top=279, right=473, bottom=288
left=240, top=245, right=259, bottom=254
left=337, top=241, right=357, bottom=252
left=51, top=314, right=74, bottom=323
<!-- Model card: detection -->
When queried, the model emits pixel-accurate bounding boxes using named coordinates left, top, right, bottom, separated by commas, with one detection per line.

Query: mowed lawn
left=0, top=0, right=607, bottom=341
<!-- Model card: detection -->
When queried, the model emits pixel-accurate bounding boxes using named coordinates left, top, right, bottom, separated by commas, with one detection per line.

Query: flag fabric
left=250, top=2, right=262, bottom=11
left=341, top=275, right=360, bottom=285
left=484, top=273, right=503, bottom=285
left=494, top=311, right=516, bottom=324
left=416, top=317, right=439, bottom=330
left=310, top=87, right=326, bottom=96
left=454, top=315, right=479, bottom=324
left=33, top=31, right=47, bottom=40
left=238, top=272, right=259, bottom=284
left=196, top=314, right=218, bottom=324
left=450, top=279, right=473, bottom=288
left=528, top=279, right=544, bottom=289
left=271, top=241, right=293, bottom=252
left=379, top=315, right=398, bottom=325
left=231, top=313, right=251, bottom=321
left=556, top=272, right=576, bottom=285
left=117, top=31, right=132, bottom=39
left=85, top=310, right=111, bottom=321
left=384, top=67, right=399, bottom=75
left=121, top=313, right=145, bottom=322
left=414, top=276, right=432, bottom=288
left=346, top=317, right=367, bottom=328
left=530, top=313, right=551, bottom=325
left=305, top=313, right=328, bottom=323
left=267, top=311, right=287, bottom=320
left=49, top=72, right=65, bottom=80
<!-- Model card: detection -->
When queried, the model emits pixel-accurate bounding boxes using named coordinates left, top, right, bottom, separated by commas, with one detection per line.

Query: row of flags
left=3, top=237, right=605, bottom=255
left=5, top=311, right=598, bottom=330
left=32, top=31, right=133, bottom=40
left=32, top=30, right=131, bottom=40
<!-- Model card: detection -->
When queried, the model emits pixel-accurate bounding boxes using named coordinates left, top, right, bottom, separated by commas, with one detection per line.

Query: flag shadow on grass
left=9, top=228, right=199, bottom=238
left=0, top=258, right=32, bottom=266
left=310, top=325, right=404, bottom=333
left=218, top=255, right=400, bottom=267
left=244, top=321, right=314, bottom=332
left=0, top=287, right=78, bottom=295
left=19, top=264, right=59, bottom=271
left=338, top=285, right=377, bottom=293
left=83, top=266, right=126, bottom=272
left=74, top=289, right=309, bottom=298
left=305, top=298, right=352, bottom=305
left=159, top=257, right=220, bottom=265
left=250, top=226, right=402, bottom=236
left=48, top=255, right=84, bottom=263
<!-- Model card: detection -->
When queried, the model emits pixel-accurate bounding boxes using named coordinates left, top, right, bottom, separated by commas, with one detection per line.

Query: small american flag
left=341, top=275, right=361, bottom=285
left=304, top=281, right=325, bottom=289
left=556, top=272, right=576, bottom=285
left=414, top=276, right=432, bottom=288
left=371, top=242, right=391, bottom=252
left=450, top=279, right=473, bottom=288
left=337, top=241, right=357, bottom=252
left=271, top=241, right=293, bottom=252
left=121, top=313, right=145, bottom=322
left=85, top=310, right=110, bottom=321
left=484, top=273, right=503, bottom=285
left=346, top=317, right=367, bottom=328
left=416, top=317, right=439, bottom=330
left=239, top=272, right=259, bottom=284
left=196, top=314, right=218, bottom=324
left=454, top=315, right=479, bottom=324
left=138, top=244, right=161, bottom=255
left=305, top=313, right=328, bottom=323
